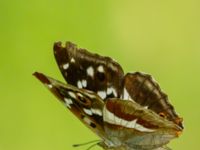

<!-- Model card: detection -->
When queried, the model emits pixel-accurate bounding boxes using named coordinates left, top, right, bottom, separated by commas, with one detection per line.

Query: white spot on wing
left=77, top=93, right=83, bottom=97
left=62, top=63, right=69, bottom=70
left=47, top=84, right=53, bottom=88
left=83, top=108, right=93, bottom=116
left=107, top=87, right=118, bottom=97
left=64, top=98, right=73, bottom=108
left=91, top=108, right=102, bottom=116
left=122, top=88, right=133, bottom=101
left=82, top=79, right=87, bottom=88
left=70, top=58, right=75, bottom=63
left=112, top=88, right=117, bottom=97
left=97, top=65, right=104, bottom=72
left=77, top=80, right=83, bottom=88
left=107, top=87, right=113, bottom=95
left=85, top=92, right=97, bottom=99
left=68, top=91, right=76, bottom=99
left=87, top=66, right=94, bottom=77
left=97, top=91, right=106, bottom=99
left=83, top=116, right=92, bottom=125
left=107, top=62, right=119, bottom=72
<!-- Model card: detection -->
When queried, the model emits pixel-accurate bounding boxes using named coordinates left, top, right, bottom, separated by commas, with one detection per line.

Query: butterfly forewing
left=54, top=42, right=124, bottom=100
left=33, top=72, right=107, bottom=140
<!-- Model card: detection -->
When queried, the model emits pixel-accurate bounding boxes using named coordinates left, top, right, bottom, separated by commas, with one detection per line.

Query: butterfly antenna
left=73, top=139, right=100, bottom=147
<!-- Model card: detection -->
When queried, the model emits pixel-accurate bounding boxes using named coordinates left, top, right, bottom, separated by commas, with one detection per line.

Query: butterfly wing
left=53, top=41, right=183, bottom=129
left=33, top=71, right=182, bottom=150
left=53, top=42, right=124, bottom=99
left=53, top=42, right=183, bottom=129
left=122, top=72, right=183, bottom=129
left=102, top=98, right=182, bottom=150
left=33, top=72, right=107, bottom=140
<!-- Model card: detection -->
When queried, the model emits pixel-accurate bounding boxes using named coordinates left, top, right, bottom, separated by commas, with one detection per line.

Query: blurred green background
left=0, top=0, right=199, bottom=150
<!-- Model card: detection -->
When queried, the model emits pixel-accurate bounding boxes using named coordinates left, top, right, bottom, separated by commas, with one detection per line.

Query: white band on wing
left=103, top=106, right=155, bottom=132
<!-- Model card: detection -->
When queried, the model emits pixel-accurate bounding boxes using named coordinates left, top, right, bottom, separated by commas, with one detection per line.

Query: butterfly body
left=34, top=42, right=183, bottom=150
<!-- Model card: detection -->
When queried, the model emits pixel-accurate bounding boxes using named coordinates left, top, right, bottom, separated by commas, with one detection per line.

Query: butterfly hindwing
left=53, top=42, right=124, bottom=100
left=33, top=72, right=107, bottom=139
left=122, top=72, right=183, bottom=129
left=102, top=99, right=181, bottom=150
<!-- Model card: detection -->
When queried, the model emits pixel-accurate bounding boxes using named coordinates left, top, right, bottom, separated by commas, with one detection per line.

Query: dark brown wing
left=53, top=41, right=183, bottom=129
left=53, top=42, right=124, bottom=100
left=33, top=72, right=106, bottom=140
left=122, top=72, right=183, bottom=129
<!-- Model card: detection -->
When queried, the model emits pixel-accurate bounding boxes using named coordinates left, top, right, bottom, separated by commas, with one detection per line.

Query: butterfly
left=34, top=41, right=183, bottom=150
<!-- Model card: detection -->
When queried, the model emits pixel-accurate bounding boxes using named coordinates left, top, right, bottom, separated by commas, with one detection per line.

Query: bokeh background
left=0, top=0, right=199, bottom=150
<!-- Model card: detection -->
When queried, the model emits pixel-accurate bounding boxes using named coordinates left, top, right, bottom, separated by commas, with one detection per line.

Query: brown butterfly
left=34, top=42, right=183, bottom=150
